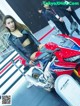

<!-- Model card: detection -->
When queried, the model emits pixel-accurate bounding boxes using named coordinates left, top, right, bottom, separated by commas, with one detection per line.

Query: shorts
left=24, top=44, right=38, bottom=57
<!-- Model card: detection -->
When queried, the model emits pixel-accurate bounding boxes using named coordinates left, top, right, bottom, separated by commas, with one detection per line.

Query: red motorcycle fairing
left=34, top=42, right=79, bottom=76
left=54, top=47, right=80, bottom=62
left=35, top=42, right=58, bottom=58
left=58, top=34, right=80, bottom=47
left=43, top=42, right=80, bottom=62
left=19, top=42, right=80, bottom=77
left=19, top=42, right=80, bottom=66
left=50, top=61, right=77, bottom=76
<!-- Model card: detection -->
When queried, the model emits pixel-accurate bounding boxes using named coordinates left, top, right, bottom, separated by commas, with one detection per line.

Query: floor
left=12, top=80, right=68, bottom=106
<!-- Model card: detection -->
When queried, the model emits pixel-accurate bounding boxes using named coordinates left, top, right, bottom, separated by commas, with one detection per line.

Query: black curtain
left=6, top=0, right=80, bottom=33
left=6, top=0, right=48, bottom=33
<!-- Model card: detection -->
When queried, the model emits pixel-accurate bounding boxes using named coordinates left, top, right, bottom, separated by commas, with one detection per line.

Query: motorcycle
left=18, top=30, right=80, bottom=89
left=24, top=49, right=80, bottom=91
left=23, top=50, right=80, bottom=106
left=19, top=41, right=80, bottom=77
left=35, top=42, right=80, bottom=63
left=48, top=21, right=80, bottom=51
left=58, top=33, right=80, bottom=50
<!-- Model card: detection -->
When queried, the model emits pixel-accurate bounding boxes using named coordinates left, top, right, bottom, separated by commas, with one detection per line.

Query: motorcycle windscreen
left=54, top=75, right=80, bottom=106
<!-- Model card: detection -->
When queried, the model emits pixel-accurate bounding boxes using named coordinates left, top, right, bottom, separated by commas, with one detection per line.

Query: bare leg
left=30, top=52, right=37, bottom=60
left=38, top=44, right=44, bottom=50
left=29, top=52, right=37, bottom=65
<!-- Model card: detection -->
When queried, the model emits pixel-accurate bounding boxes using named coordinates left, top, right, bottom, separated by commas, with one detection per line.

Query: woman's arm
left=8, top=36, right=30, bottom=63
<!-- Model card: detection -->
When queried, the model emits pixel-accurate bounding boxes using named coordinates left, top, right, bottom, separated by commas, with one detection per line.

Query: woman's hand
left=29, top=60, right=35, bottom=66
left=38, top=44, right=44, bottom=50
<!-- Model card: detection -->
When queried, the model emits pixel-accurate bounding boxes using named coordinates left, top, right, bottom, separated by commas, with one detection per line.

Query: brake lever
left=34, top=48, right=60, bottom=64
left=32, top=47, right=60, bottom=67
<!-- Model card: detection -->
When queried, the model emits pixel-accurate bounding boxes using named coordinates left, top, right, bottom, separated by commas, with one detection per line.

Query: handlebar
left=33, top=48, right=60, bottom=70
left=36, top=47, right=60, bottom=62
left=40, top=46, right=60, bottom=54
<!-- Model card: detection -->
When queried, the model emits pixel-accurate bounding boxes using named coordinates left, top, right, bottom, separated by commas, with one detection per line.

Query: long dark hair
left=3, top=15, right=31, bottom=32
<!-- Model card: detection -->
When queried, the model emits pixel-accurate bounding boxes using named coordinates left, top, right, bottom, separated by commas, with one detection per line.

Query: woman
left=3, top=15, right=43, bottom=64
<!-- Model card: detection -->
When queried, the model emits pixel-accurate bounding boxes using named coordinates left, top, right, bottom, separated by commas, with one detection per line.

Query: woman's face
left=5, top=18, right=16, bottom=32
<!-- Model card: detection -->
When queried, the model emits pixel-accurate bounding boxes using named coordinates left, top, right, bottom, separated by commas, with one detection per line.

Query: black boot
left=75, top=29, right=80, bottom=35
